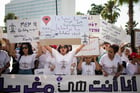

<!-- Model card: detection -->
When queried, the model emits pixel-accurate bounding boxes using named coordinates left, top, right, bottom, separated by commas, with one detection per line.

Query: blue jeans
left=18, top=69, right=33, bottom=74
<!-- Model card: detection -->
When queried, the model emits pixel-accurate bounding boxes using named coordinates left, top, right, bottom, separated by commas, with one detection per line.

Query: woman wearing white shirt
left=17, top=43, right=41, bottom=74
left=99, top=44, right=123, bottom=77
left=45, top=44, right=85, bottom=75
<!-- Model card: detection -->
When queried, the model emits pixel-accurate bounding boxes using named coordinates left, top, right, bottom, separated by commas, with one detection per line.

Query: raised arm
left=45, top=45, right=52, bottom=54
left=75, top=44, right=85, bottom=54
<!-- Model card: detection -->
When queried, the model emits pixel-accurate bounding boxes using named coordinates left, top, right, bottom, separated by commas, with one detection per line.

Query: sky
left=0, top=0, right=140, bottom=29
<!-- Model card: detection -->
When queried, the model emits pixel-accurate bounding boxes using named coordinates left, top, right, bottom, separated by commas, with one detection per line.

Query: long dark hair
left=110, top=44, right=119, bottom=54
left=19, top=42, right=33, bottom=56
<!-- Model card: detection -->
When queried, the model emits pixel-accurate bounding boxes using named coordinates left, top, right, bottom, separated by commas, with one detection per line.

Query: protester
left=121, top=47, right=131, bottom=74
left=99, top=44, right=123, bottom=77
left=126, top=52, right=140, bottom=75
left=12, top=42, right=41, bottom=74
left=78, top=56, right=101, bottom=75
left=45, top=44, right=85, bottom=75
left=37, top=46, right=55, bottom=75
left=0, top=40, right=10, bottom=75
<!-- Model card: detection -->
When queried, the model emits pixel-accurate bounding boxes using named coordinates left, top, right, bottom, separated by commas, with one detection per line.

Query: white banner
left=0, top=75, right=140, bottom=93
left=76, top=37, right=100, bottom=56
left=40, top=16, right=89, bottom=40
left=100, top=20, right=126, bottom=45
left=7, top=19, right=40, bottom=43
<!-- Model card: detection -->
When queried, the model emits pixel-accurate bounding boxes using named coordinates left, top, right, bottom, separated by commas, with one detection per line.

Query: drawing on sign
left=42, top=16, right=51, bottom=25
left=81, top=33, right=89, bottom=44
left=9, top=23, right=16, bottom=33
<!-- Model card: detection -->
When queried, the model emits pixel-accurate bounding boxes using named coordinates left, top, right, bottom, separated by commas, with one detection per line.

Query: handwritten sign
left=135, top=30, right=140, bottom=47
left=40, top=15, right=89, bottom=45
left=76, top=38, right=100, bottom=56
left=6, top=19, right=39, bottom=43
left=88, top=15, right=100, bottom=37
left=0, top=27, right=3, bottom=39
left=100, top=20, right=126, bottom=45
left=1, top=75, right=140, bottom=93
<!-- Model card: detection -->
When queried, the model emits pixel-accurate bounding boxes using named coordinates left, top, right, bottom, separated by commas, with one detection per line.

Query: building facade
left=5, top=0, right=75, bottom=19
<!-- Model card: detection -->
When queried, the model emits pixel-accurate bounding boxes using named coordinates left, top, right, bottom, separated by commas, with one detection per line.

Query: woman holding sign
left=45, top=44, right=85, bottom=75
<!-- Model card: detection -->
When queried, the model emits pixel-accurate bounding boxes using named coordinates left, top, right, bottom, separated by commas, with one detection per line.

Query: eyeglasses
left=22, top=47, right=28, bottom=49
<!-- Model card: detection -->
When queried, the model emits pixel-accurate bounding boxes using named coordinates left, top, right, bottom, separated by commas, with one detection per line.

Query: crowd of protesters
left=0, top=38, right=140, bottom=77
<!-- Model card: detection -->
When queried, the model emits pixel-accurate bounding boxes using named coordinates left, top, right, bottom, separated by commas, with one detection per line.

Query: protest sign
left=0, top=27, right=3, bottom=39
left=100, top=20, right=126, bottom=45
left=88, top=15, right=100, bottom=37
left=76, top=37, right=100, bottom=56
left=1, top=75, right=140, bottom=93
left=135, top=29, right=140, bottom=47
left=40, top=15, right=89, bottom=45
left=7, top=19, right=39, bottom=43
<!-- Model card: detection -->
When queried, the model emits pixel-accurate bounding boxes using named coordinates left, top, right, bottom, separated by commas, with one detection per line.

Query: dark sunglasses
left=60, top=46, right=67, bottom=49
left=22, top=47, right=28, bottom=49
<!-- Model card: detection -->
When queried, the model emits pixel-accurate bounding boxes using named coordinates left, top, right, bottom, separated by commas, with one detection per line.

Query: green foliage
left=87, top=3, right=104, bottom=15
left=76, top=11, right=85, bottom=15
left=125, top=21, right=138, bottom=34
left=101, top=0, right=120, bottom=24
left=4, top=13, right=17, bottom=33
left=4, top=13, right=17, bottom=23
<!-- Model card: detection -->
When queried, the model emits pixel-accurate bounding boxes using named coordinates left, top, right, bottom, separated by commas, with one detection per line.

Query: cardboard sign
left=76, top=37, right=100, bottom=56
left=40, top=15, right=89, bottom=45
left=7, top=19, right=40, bottom=43
left=100, top=20, right=126, bottom=45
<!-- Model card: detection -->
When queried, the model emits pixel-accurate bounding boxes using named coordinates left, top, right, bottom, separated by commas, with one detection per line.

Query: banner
left=7, top=19, right=40, bottom=43
left=135, top=29, right=140, bottom=47
left=76, top=37, right=100, bottom=56
left=100, top=20, right=126, bottom=45
left=0, top=75, right=140, bottom=93
left=40, top=16, right=89, bottom=45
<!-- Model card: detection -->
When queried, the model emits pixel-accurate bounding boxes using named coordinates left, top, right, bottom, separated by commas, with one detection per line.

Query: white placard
left=40, top=16, right=89, bottom=40
left=7, top=19, right=40, bottom=43
left=100, top=20, right=126, bottom=45
left=76, top=38, right=100, bottom=56
left=135, top=30, right=140, bottom=47
left=88, top=15, right=100, bottom=37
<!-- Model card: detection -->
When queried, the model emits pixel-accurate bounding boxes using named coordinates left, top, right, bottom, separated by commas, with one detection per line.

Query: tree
left=101, top=0, right=120, bottom=24
left=76, top=11, right=85, bottom=15
left=87, top=3, right=104, bottom=15
left=125, top=21, right=138, bottom=34
left=118, top=0, right=139, bottom=52
left=4, top=13, right=18, bottom=33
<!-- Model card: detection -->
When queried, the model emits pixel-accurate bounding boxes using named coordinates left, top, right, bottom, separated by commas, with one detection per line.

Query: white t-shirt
left=19, top=54, right=37, bottom=70
left=38, top=51, right=53, bottom=69
left=0, top=50, right=10, bottom=73
left=126, top=62, right=138, bottom=75
left=99, top=54, right=122, bottom=75
left=81, top=62, right=96, bottom=75
left=0, top=50, right=10, bottom=68
left=52, top=48, right=76, bottom=75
